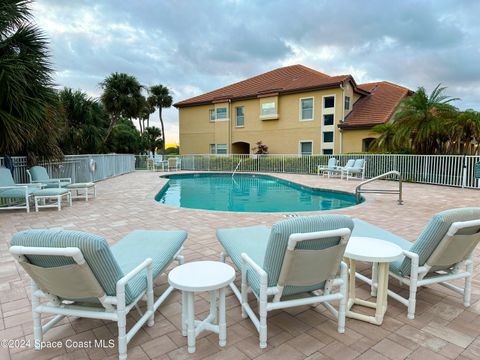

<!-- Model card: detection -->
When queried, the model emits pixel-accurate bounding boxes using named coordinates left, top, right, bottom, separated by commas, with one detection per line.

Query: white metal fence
left=135, top=154, right=480, bottom=189
left=1, top=154, right=135, bottom=184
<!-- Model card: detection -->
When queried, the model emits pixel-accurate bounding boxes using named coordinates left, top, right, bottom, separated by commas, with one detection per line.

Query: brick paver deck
left=0, top=171, right=479, bottom=360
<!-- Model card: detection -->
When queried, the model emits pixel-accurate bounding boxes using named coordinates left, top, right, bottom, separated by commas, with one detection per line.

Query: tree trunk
left=138, top=118, right=143, bottom=134
left=147, top=117, right=150, bottom=129
left=159, top=107, right=166, bottom=157
left=103, top=115, right=118, bottom=145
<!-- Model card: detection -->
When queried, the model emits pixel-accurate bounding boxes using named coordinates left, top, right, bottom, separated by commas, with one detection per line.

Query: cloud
left=31, top=0, right=480, bottom=143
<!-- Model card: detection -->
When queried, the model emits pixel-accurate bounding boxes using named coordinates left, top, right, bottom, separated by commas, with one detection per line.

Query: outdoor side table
left=344, top=236, right=403, bottom=325
left=168, top=261, right=235, bottom=353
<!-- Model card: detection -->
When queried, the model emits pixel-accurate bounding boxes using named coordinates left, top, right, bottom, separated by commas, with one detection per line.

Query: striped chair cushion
left=11, top=229, right=187, bottom=304
left=29, top=166, right=50, bottom=182
left=0, top=168, right=15, bottom=186
left=111, top=230, right=187, bottom=300
left=262, top=215, right=354, bottom=296
left=398, top=207, right=480, bottom=276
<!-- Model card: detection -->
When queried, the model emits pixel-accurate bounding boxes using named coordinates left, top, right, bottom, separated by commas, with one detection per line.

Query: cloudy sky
left=31, top=0, right=480, bottom=145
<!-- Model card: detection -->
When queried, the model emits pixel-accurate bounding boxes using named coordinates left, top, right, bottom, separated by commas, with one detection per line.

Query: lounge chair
left=352, top=207, right=480, bottom=319
left=217, top=215, right=353, bottom=348
left=9, top=228, right=187, bottom=360
left=168, top=157, right=181, bottom=171
left=28, top=166, right=71, bottom=188
left=0, top=167, right=41, bottom=212
left=342, top=159, right=365, bottom=180
left=317, top=157, right=337, bottom=177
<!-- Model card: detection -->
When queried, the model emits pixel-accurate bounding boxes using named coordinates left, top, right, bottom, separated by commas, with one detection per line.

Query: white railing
left=1, top=154, right=135, bottom=184
left=135, top=154, right=480, bottom=189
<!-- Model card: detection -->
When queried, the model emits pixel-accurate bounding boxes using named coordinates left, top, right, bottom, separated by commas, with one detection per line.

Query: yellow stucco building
left=174, top=65, right=412, bottom=155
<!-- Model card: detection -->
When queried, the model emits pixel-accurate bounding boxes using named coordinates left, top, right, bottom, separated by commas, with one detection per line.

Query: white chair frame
left=221, top=228, right=350, bottom=348
left=10, top=245, right=184, bottom=360
left=364, top=219, right=480, bottom=319
left=0, top=183, right=42, bottom=213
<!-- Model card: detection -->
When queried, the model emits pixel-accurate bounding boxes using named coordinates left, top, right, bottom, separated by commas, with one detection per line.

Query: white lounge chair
left=0, top=167, right=41, bottom=212
left=217, top=215, right=353, bottom=348
left=27, top=166, right=71, bottom=188
left=317, top=158, right=337, bottom=177
left=352, top=207, right=480, bottom=319
left=9, top=228, right=187, bottom=360
left=342, top=159, right=365, bottom=180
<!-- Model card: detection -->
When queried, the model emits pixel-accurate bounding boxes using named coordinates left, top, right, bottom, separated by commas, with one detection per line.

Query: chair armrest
left=33, top=179, right=60, bottom=183
left=116, top=258, right=153, bottom=290
left=401, top=250, right=423, bottom=276
left=56, top=178, right=72, bottom=183
left=241, top=253, right=267, bottom=278
left=0, top=185, right=28, bottom=190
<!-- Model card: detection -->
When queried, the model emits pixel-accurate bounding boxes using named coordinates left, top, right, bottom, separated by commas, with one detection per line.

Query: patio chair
left=9, top=228, right=187, bottom=360
left=342, top=159, right=365, bottom=180
left=0, top=167, right=41, bottom=212
left=168, top=157, right=181, bottom=171
left=27, top=166, right=71, bottom=188
left=352, top=207, right=480, bottom=319
left=317, top=158, right=337, bottom=177
left=152, top=155, right=168, bottom=171
left=217, top=215, right=353, bottom=348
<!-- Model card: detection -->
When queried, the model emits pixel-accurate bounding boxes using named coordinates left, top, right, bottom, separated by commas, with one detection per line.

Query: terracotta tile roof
left=174, top=64, right=368, bottom=107
left=340, top=81, right=413, bottom=129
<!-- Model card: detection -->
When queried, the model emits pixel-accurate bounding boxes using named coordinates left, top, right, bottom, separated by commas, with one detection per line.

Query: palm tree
left=143, top=126, right=163, bottom=154
left=449, top=110, right=480, bottom=155
left=148, top=85, right=172, bottom=157
left=0, top=0, right=56, bottom=154
left=370, top=123, right=399, bottom=152
left=137, top=96, right=155, bottom=134
left=393, top=84, right=458, bottom=154
left=100, top=72, right=143, bottom=143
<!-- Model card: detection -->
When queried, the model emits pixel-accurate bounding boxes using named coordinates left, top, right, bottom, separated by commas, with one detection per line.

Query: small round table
left=168, top=261, right=235, bottom=353
left=344, top=236, right=403, bottom=325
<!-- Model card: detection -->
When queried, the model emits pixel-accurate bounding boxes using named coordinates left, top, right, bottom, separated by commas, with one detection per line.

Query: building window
left=261, top=102, right=276, bottom=116
left=300, top=97, right=314, bottom=120
left=362, top=138, right=375, bottom=152
left=235, top=106, right=244, bottom=127
left=216, top=107, right=227, bottom=120
left=210, top=144, right=228, bottom=155
left=323, top=114, right=334, bottom=126
left=209, top=109, right=215, bottom=122
left=323, top=132, right=334, bottom=143
left=300, top=141, right=313, bottom=156
left=344, top=96, right=350, bottom=110
left=323, top=149, right=333, bottom=155
left=324, top=96, right=335, bottom=109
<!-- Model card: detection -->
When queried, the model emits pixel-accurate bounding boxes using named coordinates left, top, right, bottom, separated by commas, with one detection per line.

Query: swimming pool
left=155, top=173, right=361, bottom=213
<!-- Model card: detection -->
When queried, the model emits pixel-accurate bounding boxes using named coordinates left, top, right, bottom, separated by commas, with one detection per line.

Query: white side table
left=344, top=236, right=403, bottom=325
left=168, top=261, right=235, bottom=353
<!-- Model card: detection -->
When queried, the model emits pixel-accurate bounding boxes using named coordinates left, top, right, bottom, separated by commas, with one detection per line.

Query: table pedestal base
left=182, top=288, right=227, bottom=353
left=346, top=260, right=389, bottom=325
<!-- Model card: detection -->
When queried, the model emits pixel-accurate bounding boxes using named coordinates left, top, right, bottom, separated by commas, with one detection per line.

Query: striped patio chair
left=27, top=166, right=71, bottom=188
left=352, top=207, right=480, bottom=319
left=217, top=215, right=353, bottom=348
left=0, top=167, right=41, bottom=212
left=9, top=228, right=187, bottom=360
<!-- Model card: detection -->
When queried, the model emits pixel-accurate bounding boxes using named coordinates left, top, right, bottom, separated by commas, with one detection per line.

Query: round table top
left=345, top=237, right=403, bottom=263
left=168, top=261, right=236, bottom=292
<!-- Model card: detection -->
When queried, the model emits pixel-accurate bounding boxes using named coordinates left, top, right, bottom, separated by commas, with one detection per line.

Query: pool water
left=155, top=173, right=360, bottom=213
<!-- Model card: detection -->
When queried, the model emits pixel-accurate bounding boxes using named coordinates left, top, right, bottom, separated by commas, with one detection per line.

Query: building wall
left=179, top=86, right=353, bottom=155
left=342, top=129, right=379, bottom=153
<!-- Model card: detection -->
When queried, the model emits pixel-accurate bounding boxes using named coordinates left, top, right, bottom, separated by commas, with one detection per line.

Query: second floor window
left=209, top=109, right=215, bottom=122
left=323, top=114, right=334, bottom=126
left=235, top=107, right=244, bottom=127
left=216, top=107, right=227, bottom=120
left=324, top=96, right=335, bottom=109
left=345, top=96, right=350, bottom=110
left=300, top=98, right=314, bottom=120
left=261, top=102, right=276, bottom=116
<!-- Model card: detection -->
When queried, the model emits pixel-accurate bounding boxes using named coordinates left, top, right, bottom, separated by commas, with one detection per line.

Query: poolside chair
left=9, top=228, right=187, bottom=360
left=342, top=159, right=365, bottom=180
left=217, top=215, right=353, bottom=348
left=317, top=158, right=337, bottom=177
left=168, top=157, right=181, bottom=171
left=0, top=167, right=41, bottom=212
left=352, top=207, right=480, bottom=319
left=28, top=166, right=71, bottom=188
